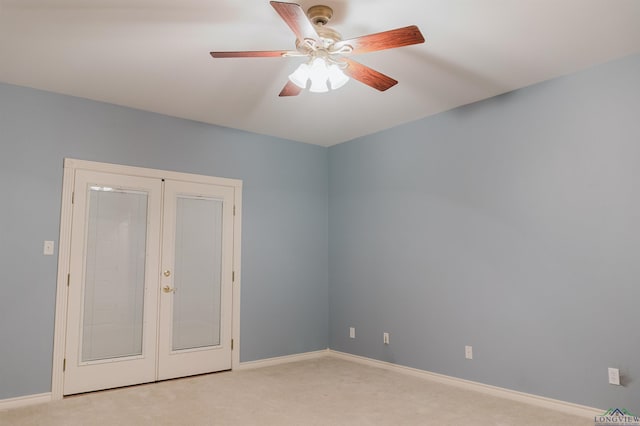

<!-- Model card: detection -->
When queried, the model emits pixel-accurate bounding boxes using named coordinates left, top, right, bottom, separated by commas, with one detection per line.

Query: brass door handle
left=163, top=285, right=176, bottom=293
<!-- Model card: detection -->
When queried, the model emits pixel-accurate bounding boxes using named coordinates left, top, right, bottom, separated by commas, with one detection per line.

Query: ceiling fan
left=210, top=1, right=425, bottom=96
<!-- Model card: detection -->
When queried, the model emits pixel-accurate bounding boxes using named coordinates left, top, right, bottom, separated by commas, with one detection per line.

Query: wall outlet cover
left=465, top=345, right=473, bottom=360
left=44, top=240, right=55, bottom=255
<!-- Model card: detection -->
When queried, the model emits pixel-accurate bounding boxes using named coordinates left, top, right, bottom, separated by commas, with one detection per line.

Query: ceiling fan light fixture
left=289, top=57, right=349, bottom=93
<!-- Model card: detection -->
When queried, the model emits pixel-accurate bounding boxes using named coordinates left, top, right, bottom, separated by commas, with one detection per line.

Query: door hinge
left=67, top=273, right=70, bottom=287
left=233, top=205, right=236, bottom=216
left=71, top=192, right=75, bottom=204
left=232, top=271, right=235, bottom=282
left=63, top=358, right=66, bottom=372
left=231, top=339, right=234, bottom=350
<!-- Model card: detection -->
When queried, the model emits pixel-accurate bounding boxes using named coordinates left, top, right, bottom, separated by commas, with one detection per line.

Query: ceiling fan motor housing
left=306, top=5, right=342, bottom=49
left=307, top=5, right=333, bottom=26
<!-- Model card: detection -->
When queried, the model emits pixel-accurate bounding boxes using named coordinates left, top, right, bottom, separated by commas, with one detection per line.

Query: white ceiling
left=1, top=0, right=639, bottom=146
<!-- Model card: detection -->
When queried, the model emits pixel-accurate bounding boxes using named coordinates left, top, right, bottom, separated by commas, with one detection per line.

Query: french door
left=63, top=168, right=235, bottom=395
left=157, top=180, right=234, bottom=381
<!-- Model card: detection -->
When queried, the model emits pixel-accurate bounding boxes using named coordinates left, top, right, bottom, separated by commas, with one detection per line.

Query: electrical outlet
left=465, top=345, right=473, bottom=360
left=383, top=332, right=390, bottom=345
left=349, top=327, right=355, bottom=339
left=44, top=241, right=55, bottom=255
left=608, top=367, right=620, bottom=385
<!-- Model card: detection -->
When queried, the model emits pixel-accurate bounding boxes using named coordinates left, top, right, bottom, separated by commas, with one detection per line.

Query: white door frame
left=51, top=158, right=242, bottom=400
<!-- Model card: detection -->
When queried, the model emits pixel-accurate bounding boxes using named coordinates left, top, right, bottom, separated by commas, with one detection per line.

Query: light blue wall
left=2, top=52, right=639, bottom=410
left=0, top=83, right=329, bottom=399
left=328, top=53, right=640, bottom=410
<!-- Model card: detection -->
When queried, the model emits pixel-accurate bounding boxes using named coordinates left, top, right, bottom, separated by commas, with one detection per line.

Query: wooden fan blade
left=334, top=25, right=425, bottom=55
left=210, top=50, right=290, bottom=58
left=341, top=58, right=398, bottom=91
left=279, top=80, right=303, bottom=97
left=270, top=1, right=320, bottom=43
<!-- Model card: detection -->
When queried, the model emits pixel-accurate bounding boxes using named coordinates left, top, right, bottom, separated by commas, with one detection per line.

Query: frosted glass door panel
left=81, top=188, right=148, bottom=362
left=158, top=179, right=233, bottom=380
left=172, top=196, right=223, bottom=351
left=64, top=169, right=161, bottom=395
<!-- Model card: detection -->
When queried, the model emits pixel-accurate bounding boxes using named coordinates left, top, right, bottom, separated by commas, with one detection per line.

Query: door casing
left=51, top=158, right=242, bottom=400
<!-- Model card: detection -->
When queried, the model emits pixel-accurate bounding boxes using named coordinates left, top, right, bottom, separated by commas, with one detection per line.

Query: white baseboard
left=327, top=350, right=602, bottom=419
left=236, top=349, right=329, bottom=370
left=0, top=393, right=52, bottom=411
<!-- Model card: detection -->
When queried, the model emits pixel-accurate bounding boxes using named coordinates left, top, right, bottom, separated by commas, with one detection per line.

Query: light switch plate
left=608, top=367, right=620, bottom=385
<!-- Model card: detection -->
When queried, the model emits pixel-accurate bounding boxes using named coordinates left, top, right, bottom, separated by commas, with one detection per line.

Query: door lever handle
left=162, top=285, right=176, bottom=293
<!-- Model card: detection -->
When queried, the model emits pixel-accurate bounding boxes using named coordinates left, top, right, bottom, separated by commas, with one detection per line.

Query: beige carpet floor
left=0, top=356, right=593, bottom=425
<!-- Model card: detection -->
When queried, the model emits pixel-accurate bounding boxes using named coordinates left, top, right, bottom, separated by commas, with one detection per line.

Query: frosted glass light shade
left=288, top=58, right=349, bottom=93
left=328, top=64, right=349, bottom=90
left=309, top=78, right=329, bottom=93
left=288, top=63, right=310, bottom=89
left=308, top=58, right=329, bottom=93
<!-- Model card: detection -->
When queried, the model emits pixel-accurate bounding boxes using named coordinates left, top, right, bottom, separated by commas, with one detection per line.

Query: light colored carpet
left=1, top=357, right=592, bottom=425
